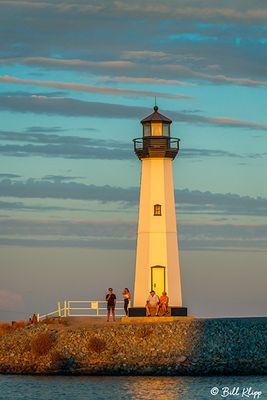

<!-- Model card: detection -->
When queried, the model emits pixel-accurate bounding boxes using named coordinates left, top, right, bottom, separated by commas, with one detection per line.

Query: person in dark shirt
left=106, top=287, right=116, bottom=322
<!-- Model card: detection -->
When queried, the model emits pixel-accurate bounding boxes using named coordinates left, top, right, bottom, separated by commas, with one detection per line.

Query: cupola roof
left=141, top=106, right=172, bottom=124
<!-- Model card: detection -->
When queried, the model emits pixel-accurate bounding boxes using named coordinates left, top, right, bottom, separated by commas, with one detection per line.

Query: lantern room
left=141, top=105, right=171, bottom=137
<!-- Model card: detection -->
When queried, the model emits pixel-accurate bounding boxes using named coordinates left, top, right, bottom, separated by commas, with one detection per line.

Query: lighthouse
left=130, top=106, right=187, bottom=317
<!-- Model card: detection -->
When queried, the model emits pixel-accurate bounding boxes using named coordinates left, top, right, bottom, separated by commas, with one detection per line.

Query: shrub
left=31, top=332, right=56, bottom=357
left=0, top=323, right=12, bottom=336
left=12, top=321, right=26, bottom=330
left=88, top=336, right=106, bottom=354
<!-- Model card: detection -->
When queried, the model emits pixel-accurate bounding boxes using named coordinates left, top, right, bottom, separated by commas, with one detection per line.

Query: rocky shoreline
left=0, top=317, right=266, bottom=375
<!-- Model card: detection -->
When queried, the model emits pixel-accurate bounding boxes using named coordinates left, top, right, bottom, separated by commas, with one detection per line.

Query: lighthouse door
left=151, top=266, right=165, bottom=296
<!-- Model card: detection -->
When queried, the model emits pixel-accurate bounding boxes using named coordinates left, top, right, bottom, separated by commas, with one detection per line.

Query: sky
left=0, top=0, right=267, bottom=320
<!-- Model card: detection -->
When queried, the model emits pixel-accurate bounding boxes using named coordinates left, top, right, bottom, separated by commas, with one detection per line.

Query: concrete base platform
left=121, top=316, right=194, bottom=323
left=128, top=306, right=188, bottom=317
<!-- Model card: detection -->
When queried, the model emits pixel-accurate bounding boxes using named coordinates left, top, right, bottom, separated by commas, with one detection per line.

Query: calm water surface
left=0, top=375, right=266, bottom=400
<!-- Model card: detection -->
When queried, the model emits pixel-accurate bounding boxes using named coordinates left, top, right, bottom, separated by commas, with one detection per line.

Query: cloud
left=2, top=129, right=256, bottom=160
left=1, top=179, right=267, bottom=217
left=0, top=237, right=133, bottom=250
left=24, top=126, right=97, bottom=133
left=0, top=143, right=133, bottom=160
left=0, top=218, right=136, bottom=238
left=121, top=50, right=173, bottom=60
left=0, top=129, right=110, bottom=146
left=0, top=57, right=135, bottom=70
left=196, top=73, right=267, bottom=87
left=0, top=95, right=266, bottom=131
left=1, top=218, right=266, bottom=251
left=111, top=1, right=267, bottom=22
left=0, top=179, right=140, bottom=203
left=0, top=289, right=23, bottom=309
left=0, top=173, right=21, bottom=179
left=1, top=0, right=267, bottom=22
left=1, top=0, right=267, bottom=89
left=25, top=126, right=67, bottom=133
left=1, top=236, right=266, bottom=251
left=0, top=200, right=86, bottom=212
left=41, top=175, right=83, bottom=182
left=175, top=189, right=267, bottom=217
left=0, top=75, right=190, bottom=100
left=2, top=56, right=267, bottom=89
left=180, top=223, right=267, bottom=240
left=96, top=75, right=193, bottom=86
left=2, top=217, right=267, bottom=240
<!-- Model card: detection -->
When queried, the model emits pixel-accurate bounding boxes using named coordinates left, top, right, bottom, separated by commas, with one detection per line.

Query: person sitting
left=145, top=290, right=160, bottom=316
left=159, top=291, right=169, bottom=316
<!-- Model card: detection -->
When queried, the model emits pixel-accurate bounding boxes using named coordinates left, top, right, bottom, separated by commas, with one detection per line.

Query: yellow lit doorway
left=151, top=266, right=165, bottom=297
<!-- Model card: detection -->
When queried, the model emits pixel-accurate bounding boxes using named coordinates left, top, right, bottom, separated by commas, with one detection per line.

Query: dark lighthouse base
left=128, top=307, right=188, bottom=317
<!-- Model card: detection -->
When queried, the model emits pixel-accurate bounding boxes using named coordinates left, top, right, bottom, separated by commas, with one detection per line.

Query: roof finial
left=154, top=96, right=158, bottom=112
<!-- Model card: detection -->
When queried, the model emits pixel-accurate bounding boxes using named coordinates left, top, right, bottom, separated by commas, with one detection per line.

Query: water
left=0, top=375, right=266, bottom=400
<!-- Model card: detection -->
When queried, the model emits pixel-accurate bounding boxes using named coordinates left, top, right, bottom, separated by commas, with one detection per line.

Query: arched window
left=154, top=204, right=162, bottom=216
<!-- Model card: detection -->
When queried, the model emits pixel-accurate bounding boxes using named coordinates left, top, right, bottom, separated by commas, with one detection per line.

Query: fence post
left=57, top=301, right=61, bottom=317
left=68, top=301, right=70, bottom=317
left=37, top=313, right=40, bottom=322
left=64, top=300, right=67, bottom=317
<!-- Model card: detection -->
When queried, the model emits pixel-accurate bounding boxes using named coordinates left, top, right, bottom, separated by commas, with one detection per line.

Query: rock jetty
left=0, top=317, right=266, bottom=375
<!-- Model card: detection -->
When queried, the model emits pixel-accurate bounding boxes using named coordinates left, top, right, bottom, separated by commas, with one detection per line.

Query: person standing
left=122, top=288, right=131, bottom=316
left=106, top=288, right=116, bottom=322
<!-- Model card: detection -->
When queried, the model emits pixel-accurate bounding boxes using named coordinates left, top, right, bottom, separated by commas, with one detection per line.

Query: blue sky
left=1, top=0, right=267, bottom=320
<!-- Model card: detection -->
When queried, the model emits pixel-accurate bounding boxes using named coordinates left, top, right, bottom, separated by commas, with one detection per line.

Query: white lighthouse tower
left=131, top=106, right=187, bottom=316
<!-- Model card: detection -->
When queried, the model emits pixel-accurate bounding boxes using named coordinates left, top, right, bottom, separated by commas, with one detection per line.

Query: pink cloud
left=0, top=75, right=191, bottom=100
left=0, top=289, right=23, bottom=308
left=97, top=76, right=194, bottom=86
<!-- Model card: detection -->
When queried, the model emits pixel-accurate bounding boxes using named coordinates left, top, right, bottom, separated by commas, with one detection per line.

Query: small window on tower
left=154, top=204, right=162, bottom=216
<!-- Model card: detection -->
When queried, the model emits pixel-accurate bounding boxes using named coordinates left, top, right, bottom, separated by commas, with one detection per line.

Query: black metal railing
left=133, top=137, right=180, bottom=159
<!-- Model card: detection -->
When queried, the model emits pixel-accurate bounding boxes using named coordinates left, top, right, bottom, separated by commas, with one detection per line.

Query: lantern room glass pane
left=162, top=123, right=170, bottom=136
left=143, top=124, right=151, bottom=136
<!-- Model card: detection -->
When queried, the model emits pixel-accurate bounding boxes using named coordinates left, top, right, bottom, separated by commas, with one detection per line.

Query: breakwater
left=0, top=317, right=266, bottom=375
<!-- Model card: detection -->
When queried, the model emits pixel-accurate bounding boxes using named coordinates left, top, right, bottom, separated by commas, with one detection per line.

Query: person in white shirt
left=145, top=290, right=160, bottom=316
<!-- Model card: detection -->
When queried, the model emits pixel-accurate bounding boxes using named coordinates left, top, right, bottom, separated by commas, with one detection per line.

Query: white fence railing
left=37, top=300, right=129, bottom=321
